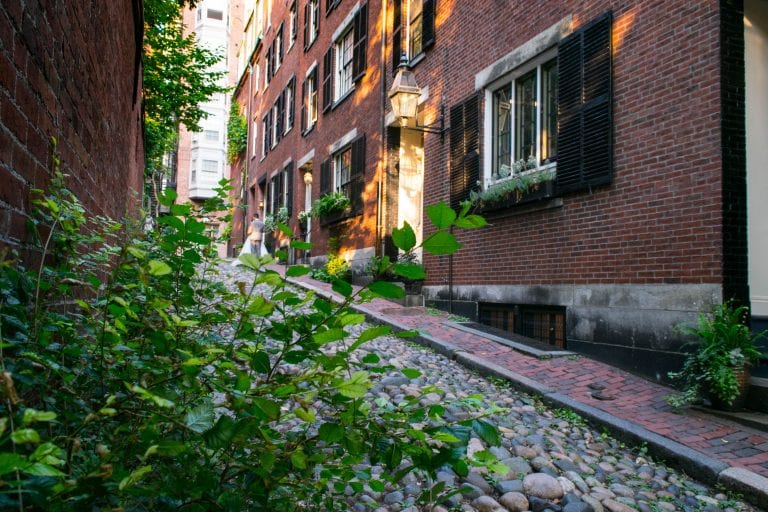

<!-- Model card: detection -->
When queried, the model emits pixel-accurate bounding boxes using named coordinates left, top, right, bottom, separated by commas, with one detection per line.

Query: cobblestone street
left=224, top=264, right=765, bottom=512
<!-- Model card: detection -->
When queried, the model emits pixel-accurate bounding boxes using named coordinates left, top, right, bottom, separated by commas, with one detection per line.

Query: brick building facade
left=230, top=0, right=765, bottom=383
left=0, top=2, right=145, bottom=256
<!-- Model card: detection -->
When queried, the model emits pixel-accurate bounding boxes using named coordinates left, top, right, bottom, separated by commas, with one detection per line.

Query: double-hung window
left=333, top=147, right=352, bottom=195
left=335, top=28, right=354, bottom=100
left=490, top=51, right=557, bottom=181
left=289, top=2, right=297, bottom=48
left=391, top=0, right=434, bottom=69
left=408, top=0, right=423, bottom=58
left=305, top=0, right=320, bottom=50
left=302, top=66, right=318, bottom=134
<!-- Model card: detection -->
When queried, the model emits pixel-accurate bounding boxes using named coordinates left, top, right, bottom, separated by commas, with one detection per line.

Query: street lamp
left=303, top=171, right=313, bottom=185
left=388, top=55, right=446, bottom=140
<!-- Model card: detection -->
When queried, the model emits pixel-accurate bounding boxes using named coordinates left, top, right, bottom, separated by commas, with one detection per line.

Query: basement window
left=478, top=303, right=566, bottom=349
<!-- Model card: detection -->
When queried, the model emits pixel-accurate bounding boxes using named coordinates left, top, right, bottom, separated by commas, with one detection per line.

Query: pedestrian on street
left=247, top=212, right=265, bottom=256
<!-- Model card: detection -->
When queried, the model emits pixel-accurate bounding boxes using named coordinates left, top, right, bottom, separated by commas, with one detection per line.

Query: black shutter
left=278, top=23, right=284, bottom=63
left=392, top=0, right=402, bottom=71
left=265, top=46, right=272, bottom=82
left=449, top=93, right=481, bottom=209
left=285, top=162, right=294, bottom=217
left=350, top=135, right=366, bottom=214
left=271, top=176, right=279, bottom=215
left=556, top=12, right=613, bottom=195
left=277, top=171, right=285, bottom=212
left=266, top=109, right=272, bottom=150
left=320, top=158, right=332, bottom=196
left=322, top=46, right=334, bottom=112
left=274, top=98, right=281, bottom=143
left=326, top=0, right=333, bottom=14
left=303, top=1, right=309, bottom=50
left=301, top=78, right=307, bottom=133
left=280, top=91, right=286, bottom=136
left=352, top=3, right=368, bottom=81
left=288, top=77, right=295, bottom=130
left=314, top=0, right=320, bottom=37
left=422, top=0, right=435, bottom=49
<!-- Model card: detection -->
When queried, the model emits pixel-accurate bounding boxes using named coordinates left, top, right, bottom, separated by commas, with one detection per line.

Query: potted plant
left=311, top=191, right=351, bottom=225
left=668, top=301, right=765, bottom=410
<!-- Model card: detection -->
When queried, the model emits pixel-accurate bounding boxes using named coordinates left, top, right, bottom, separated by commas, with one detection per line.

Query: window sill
left=302, top=124, right=316, bottom=137
left=408, top=52, right=425, bottom=69
left=331, top=88, right=355, bottom=111
left=304, top=38, right=317, bottom=53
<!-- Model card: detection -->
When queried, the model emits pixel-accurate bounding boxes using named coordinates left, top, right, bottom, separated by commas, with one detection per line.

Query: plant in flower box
left=311, top=191, right=351, bottom=218
left=469, top=156, right=555, bottom=212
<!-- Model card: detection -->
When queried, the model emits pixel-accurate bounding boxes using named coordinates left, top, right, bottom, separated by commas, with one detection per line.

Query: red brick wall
left=398, top=0, right=726, bottom=288
left=0, top=1, right=144, bottom=256
left=237, top=0, right=385, bottom=256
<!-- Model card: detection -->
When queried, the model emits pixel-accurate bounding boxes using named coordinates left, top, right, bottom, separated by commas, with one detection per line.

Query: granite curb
left=281, top=272, right=768, bottom=509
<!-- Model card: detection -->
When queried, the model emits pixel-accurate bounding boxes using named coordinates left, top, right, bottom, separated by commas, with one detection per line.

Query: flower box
left=474, top=180, right=555, bottom=214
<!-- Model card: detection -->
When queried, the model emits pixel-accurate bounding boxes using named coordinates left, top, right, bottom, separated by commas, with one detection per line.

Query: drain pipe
left=376, top=0, right=388, bottom=257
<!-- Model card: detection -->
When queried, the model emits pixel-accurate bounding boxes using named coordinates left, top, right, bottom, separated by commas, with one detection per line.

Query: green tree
left=142, top=0, right=228, bottom=212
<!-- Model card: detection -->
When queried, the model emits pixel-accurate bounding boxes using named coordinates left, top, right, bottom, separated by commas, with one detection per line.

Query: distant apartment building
left=227, top=0, right=767, bottom=390
left=175, top=0, right=241, bottom=256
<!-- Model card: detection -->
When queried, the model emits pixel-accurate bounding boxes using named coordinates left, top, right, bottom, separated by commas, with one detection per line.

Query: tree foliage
left=143, top=0, right=228, bottom=173
left=226, top=100, right=247, bottom=164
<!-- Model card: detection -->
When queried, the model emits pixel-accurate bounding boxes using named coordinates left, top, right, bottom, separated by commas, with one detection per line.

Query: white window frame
left=262, top=117, right=269, bottom=159
left=252, top=117, right=259, bottom=158
left=306, top=66, right=318, bottom=130
left=289, top=1, right=297, bottom=48
left=284, top=81, right=294, bottom=134
left=334, top=28, right=355, bottom=101
left=308, top=0, right=320, bottom=46
left=275, top=25, right=283, bottom=71
left=333, top=146, right=352, bottom=193
left=202, top=159, right=219, bottom=173
left=204, top=130, right=219, bottom=142
left=482, top=47, right=558, bottom=188
left=271, top=103, right=279, bottom=148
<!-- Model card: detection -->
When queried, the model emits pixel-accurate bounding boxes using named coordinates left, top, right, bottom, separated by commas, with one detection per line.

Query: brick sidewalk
left=262, top=264, right=768, bottom=500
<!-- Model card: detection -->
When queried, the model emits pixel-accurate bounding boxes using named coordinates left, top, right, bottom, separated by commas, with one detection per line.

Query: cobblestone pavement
left=223, top=263, right=767, bottom=511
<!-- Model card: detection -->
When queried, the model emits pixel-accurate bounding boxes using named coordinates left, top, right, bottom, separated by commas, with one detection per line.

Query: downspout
left=243, top=60, right=254, bottom=247
left=377, top=0, right=388, bottom=257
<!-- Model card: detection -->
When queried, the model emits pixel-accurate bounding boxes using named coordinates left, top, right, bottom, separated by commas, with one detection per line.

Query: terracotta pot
left=709, top=365, right=751, bottom=411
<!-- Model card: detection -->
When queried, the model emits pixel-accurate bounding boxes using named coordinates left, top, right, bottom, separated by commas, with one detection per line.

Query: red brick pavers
left=272, top=267, right=768, bottom=478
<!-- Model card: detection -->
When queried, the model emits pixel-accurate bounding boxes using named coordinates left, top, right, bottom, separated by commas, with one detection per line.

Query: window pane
left=207, top=9, right=223, bottom=20
left=493, top=85, right=512, bottom=178
left=515, top=69, right=537, bottom=162
left=204, top=130, right=219, bottom=141
left=540, top=58, right=558, bottom=163
left=334, top=148, right=352, bottom=192
left=202, top=160, right=218, bottom=173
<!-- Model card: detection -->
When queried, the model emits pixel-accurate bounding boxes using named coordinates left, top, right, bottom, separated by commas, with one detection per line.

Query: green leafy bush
left=0, top=159, right=500, bottom=511
left=668, top=301, right=765, bottom=407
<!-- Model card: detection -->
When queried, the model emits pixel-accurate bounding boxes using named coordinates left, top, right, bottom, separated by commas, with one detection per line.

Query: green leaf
left=401, top=368, right=421, bottom=379
left=147, top=260, right=173, bottom=277
left=353, top=326, right=391, bottom=349
left=238, top=253, right=262, bottom=269
left=392, top=222, right=417, bottom=251
left=185, top=218, right=206, bottom=233
left=286, top=265, right=311, bottom=277
left=0, top=453, right=27, bottom=476
left=368, top=281, right=406, bottom=299
left=157, top=215, right=184, bottom=231
left=472, top=419, right=501, bottom=447
left=277, top=222, right=293, bottom=237
left=248, top=296, right=274, bottom=317
left=23, top=463, right=65, bottom=477
left=185, top=402, right=215, bottom=433
left=454, top=214, right=487, bottom=229
left=340, top=313, right=366, bottom=326
left=318, top=423, right=345, bottom=443
left=251, top=351, right=271, bottom=374
left=171, top=204, right=192, bottom=217
left=128, top=384, right=174, bottom=408
left=337, top=371, right=370, bottom=399
left=395, top=329, right=420, bottom=338
left=332, top=278, right=353, bottom=297
left=119, top=465, right=152, bottom=490
left=362, top=353, right=380, bottom=364
left=392, top=263, right=426, bottom=280
left=22, top=409, right=57, bottom=425
left=422, top=231, right=462, bottom=255
left=313, top=328, right=346, bottom=344
left=432, top=431, right=461, bottom=443
left=291, top=449, right=307, bottom=469
left=11, top=429, right=40, bottom=444
left=158, top=188, right=178, bottom=207
left=290, top=240, right=313, bottom=251
left=253, top=398, right=281, bottom=421
left=203, top=416, right=236, bottom=449
left=427, top=202, right=457, bottom=229
left=295, top=408, right=316, bottom=423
